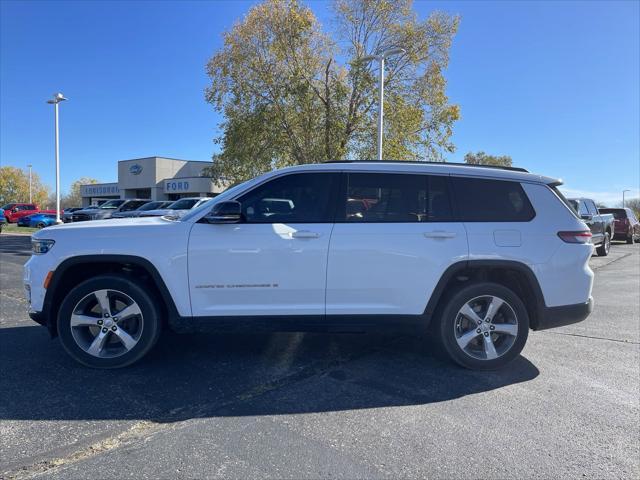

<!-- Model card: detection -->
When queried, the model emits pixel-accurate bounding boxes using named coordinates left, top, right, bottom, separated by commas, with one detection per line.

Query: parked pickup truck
left=1, top=203, right=50, bottom=223
left=568, top=198, right=614, bottom=256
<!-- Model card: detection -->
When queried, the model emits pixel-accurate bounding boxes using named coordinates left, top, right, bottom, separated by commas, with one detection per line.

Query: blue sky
left=1, top=0, right=638, bottom=205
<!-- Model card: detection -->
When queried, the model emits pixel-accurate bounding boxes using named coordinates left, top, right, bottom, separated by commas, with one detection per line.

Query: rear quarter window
left=451, top=177, right=535, bottom=222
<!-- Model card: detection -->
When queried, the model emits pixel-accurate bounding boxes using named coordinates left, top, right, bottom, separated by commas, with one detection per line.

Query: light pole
left=623, top=189, right=631, bottom=208
left=361, top=47, right=406, bottom=160
left=27, top=164, right=32, bottom=203
left=47, top=93, right=67, bottom=224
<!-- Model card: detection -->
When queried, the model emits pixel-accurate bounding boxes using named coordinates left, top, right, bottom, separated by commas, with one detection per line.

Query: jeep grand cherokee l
left=24, top=161, right=594, bottom=370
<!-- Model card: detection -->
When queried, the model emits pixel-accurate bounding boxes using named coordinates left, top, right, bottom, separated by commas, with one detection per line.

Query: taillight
left=558, top=231, right=592, bottom=244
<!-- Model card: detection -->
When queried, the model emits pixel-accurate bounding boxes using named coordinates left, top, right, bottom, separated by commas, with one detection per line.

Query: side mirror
left=580, top=214, right=593, bottom=221
left=205, top=201, right=242, bottom=224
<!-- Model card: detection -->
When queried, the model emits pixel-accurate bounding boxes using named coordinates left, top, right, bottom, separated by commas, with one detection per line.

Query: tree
left=204, top=0, right=460, bottom=185
left=62, top=177, right=98, bottom=208
left=0, top=166, right=50, bottom=208
left=464, top=151, right=513, bottom=167
left=623, top=198, right=640, bottom=219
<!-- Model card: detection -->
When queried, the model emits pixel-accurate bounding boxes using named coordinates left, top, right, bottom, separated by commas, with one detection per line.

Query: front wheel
left=433, top=282, right=529, bottom=370
left=596, top=232, right=611, bottom=256
left=57, top=275, right=162, bottom=368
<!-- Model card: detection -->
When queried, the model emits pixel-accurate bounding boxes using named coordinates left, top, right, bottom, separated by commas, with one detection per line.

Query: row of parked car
left=0, top=197, right=212, bottom=231
left=567, top=197, right=640, bottom=255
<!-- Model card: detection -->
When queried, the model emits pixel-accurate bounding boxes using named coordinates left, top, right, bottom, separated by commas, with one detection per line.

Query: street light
left=47, top=93, right=67, bottom=224
left=27, top=164, right=32, bottom=203
left=361, top=47, right=406, bottom=160
left=623, top=189, right=631, bottom=208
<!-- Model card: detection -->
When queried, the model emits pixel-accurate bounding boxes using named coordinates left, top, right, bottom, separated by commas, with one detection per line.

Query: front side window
left=451, top=177, right=535, bottom=222
left=342, top=173, right=452, bottom=223
left=238, top=173, right=337, bottom=223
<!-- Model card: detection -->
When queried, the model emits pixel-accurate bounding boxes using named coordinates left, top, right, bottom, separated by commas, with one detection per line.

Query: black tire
left=626, top=233, right=633, bottom=244
left=432, top=282, right=529, bottom=370
left=57, top=274, right=162, bottom=368
left=596, top=232, right=610, bottom=256
left=36, top=222, right=46, bottom=229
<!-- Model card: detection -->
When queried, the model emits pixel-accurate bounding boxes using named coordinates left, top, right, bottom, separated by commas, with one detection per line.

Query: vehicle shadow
left=0, top=325, right=539, bottom=422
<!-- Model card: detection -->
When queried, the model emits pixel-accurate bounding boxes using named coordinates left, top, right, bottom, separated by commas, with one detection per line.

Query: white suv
left=24, top=161, right=594, bottom=370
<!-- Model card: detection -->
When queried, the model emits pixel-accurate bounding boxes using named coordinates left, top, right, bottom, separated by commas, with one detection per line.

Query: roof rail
left=324, top=160, right=529, bottom=173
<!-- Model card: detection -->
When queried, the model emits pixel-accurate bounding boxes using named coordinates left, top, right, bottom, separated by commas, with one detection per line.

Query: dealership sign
left=80, top=184, right=120, bottom=197
left=165, top=180, right=191, bottom=192
left=129, top=164, right=143, bottom=175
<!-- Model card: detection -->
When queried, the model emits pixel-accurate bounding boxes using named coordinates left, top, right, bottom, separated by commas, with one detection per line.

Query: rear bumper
left=534, top=297, right=593, bottom=330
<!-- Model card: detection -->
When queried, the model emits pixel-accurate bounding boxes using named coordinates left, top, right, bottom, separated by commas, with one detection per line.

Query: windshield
left=99, top=200, right=125, bottom=209
left=137, top=201, right=165, bottom=211
left=1, top=203, right=15, bottom=210
left=167, top=198, right=200, bottom=210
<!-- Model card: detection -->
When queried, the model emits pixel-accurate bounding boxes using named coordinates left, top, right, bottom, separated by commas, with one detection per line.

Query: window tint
left=121, top=200, right=148, bottom=212
left=599, top=208, right=626, bottom=220
left=575, top=200, right=590, bottom=216
left=585, top=200, right=598, bottom=215
left=342, top=173, right=452, bottom=223
left=451, top=177, right=535, bottom=222
left=238, top=173, right=337, bottom=223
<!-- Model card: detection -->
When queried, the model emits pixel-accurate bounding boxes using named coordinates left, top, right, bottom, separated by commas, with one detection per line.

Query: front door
left=188, top=172, right=339, bottom=317
left=326, top=172, right=468, bottom=315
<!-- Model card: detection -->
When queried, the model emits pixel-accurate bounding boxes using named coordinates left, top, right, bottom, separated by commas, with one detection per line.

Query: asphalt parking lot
left=0, top=234, right=638, bottom=479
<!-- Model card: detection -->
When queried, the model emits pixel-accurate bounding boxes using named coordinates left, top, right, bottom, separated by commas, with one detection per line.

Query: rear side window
left=342, top=173, right=453, bottom=223
left=600, top=208, right=626, bottom=220
left=451, top=177, right=535, bottom=222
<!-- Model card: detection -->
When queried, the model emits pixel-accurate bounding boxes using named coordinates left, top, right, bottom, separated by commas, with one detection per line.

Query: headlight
left=32, top=239, right=55, bottom=255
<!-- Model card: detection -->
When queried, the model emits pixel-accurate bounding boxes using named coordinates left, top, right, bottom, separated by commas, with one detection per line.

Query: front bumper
left=534, top=297, right=593, bottom=330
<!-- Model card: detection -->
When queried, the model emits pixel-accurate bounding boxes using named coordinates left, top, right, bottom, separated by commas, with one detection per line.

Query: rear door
left=585, top=200, right=603, bottom=241
left=325, top=172, right=468, bottom=315
left=451, top=176, right=555, bottom=266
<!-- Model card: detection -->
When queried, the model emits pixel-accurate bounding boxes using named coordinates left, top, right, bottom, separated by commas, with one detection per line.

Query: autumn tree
left=204, top=0, right=460, bottom=185
left=0, top=166, right=50, bottom=207
left=464, top=151, right=513, bottom=167
left=62, top=177, right=98, bottom=208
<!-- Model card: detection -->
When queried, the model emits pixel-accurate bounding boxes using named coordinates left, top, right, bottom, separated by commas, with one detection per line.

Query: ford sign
left=129, top=164, right=143, bottom=175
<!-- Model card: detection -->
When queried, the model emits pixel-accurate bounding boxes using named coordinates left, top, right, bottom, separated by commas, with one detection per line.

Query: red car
left=599, top=208, right=640, bottom=244
left=1, top=203, right=57, bottom=223
left=2, top=203, right=39, bottom=223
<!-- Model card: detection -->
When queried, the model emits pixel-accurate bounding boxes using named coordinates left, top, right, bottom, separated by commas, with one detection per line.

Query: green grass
left=0, top=223, right=39, bottom=234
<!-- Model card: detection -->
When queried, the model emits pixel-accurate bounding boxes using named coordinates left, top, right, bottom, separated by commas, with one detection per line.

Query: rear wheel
left=433, top=282, right=529, bottom=370
left=57, top=275, right=162, bottom=368
left=596, top=232, right=611, bottom=256
left=626, top=233, right=633, bottom=244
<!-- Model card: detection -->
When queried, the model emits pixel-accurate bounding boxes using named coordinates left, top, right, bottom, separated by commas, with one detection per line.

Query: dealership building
left=80, top=156, right=226, bottom=206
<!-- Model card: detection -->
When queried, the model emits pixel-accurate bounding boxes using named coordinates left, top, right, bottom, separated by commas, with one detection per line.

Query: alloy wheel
left=70, top=289, right=144, bottom=358
left=453, top=295, right=519, bottom=361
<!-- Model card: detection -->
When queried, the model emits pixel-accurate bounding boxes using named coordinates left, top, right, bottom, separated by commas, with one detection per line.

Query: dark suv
left=599, top=208, right=640, bottom=244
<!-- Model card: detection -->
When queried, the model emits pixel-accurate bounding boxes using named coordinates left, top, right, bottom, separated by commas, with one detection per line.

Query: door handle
left=424, top=231, right=457, bottom=239
left=291, top=230, right=320, bottom=239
